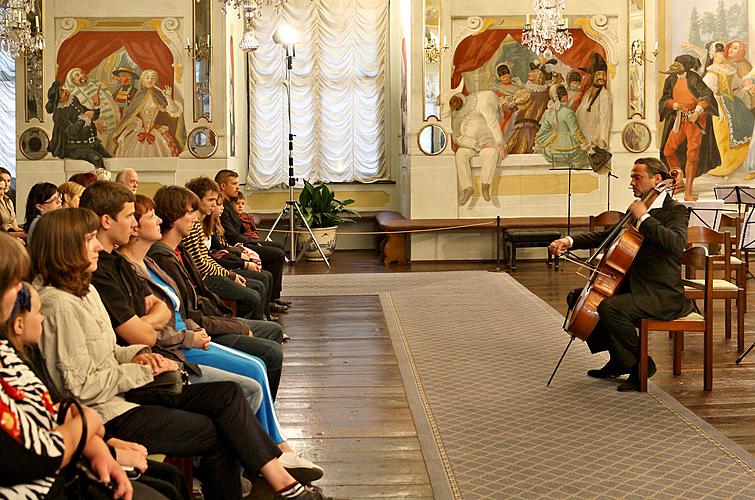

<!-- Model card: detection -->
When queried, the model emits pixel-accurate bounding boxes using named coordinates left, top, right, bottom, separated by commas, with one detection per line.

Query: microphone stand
left=265, top=43, right=330, bottom=267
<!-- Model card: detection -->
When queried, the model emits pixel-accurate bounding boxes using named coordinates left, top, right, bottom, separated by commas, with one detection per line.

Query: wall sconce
left=629, top=40, right=658, bottom=64
left=186, top=35, right=211, bottom=60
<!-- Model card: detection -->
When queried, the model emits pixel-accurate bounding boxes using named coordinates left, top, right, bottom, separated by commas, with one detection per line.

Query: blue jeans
left=184, top=343, right=285, bottom=443
left=204, top=274, right=263, bottom=319
left=188, top=363, right=262, bottom=413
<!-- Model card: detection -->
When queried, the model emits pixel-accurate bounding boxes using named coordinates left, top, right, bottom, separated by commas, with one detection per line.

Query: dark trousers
left=138, top=460, right=191, bottom=500
left=247, top=241, right=286, bottom=300
left=237, top=269, right=273, bottom=317
left=587, top=293, right=647, bottom=370
left=213, top=333, right=284, bottom=400
left=204, top=275, right=263, bottom=320
left=105, top=382, right=281, bottom=500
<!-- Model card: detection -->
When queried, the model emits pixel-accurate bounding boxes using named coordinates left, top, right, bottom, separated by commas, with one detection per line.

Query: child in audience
left=0, top=233, right=136, bottom=499
left=58, top=181, right=85, bottom=208
left=68, top=171, right=97, bottom=188
left=28, top=208, right=332, bottom=500
left=231, top=192, right=261, bottom=241
left=23, top=182, right=61, bottom=243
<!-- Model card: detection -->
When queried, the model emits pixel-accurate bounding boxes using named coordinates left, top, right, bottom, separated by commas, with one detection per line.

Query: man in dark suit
left=549, top=157, right=695, bottom=391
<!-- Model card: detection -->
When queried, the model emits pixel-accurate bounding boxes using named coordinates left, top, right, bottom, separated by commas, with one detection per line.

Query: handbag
left=125, top=368, right=188, bottom=408
left=50, top=399, right=116, bottom=499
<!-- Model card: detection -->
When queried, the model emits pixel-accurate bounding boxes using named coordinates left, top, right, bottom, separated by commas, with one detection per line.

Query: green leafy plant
left=298, top=180, right=359, bottom=228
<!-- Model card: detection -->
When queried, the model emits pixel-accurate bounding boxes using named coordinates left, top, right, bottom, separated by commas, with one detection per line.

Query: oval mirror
left=621, top=121, right=651, bottom=153
left=187, top=126, right=218, bottom=158
left=417, top=124, right=447, bottom=155
left=19, top=127, right=49, bottom=160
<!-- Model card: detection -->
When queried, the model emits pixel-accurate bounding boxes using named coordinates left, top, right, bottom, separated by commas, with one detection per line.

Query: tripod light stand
left=265, top=25, right=330, bottom=267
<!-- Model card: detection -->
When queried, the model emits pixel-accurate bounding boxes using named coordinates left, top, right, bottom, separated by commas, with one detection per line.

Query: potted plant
left=296, top=180, right=359, bottom=261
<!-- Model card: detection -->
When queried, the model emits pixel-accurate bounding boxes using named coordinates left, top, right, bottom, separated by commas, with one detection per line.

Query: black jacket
left=147, top=242, right=248, bottom=336
left=571, top=195, right=695, bottom=321
left=220, top=200, right=254, bottom=246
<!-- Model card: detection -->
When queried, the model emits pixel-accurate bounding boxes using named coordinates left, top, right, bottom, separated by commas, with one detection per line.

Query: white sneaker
left=278, top=451, right=324, bottom=483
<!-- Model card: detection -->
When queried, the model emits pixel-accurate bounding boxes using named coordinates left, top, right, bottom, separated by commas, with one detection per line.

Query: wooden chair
left=639, top=247, right=712, bottom=391
left=686, top=226, right=745, bottom=352
left=718, top=213, right=747, bottom=313
left=588, top=210, right=623, bottom=256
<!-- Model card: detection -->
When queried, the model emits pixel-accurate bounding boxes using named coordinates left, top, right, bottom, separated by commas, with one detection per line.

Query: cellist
left=548, top=157, right=695, bottom=391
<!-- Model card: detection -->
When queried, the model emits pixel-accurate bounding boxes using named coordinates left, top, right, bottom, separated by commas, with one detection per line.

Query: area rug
left=284, top=271, right=755, bottom=499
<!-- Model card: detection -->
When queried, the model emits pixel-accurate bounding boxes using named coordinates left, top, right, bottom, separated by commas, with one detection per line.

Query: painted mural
left=448, top=21, right=613, bottom=205
left=47, top=20, right=186, bottom=163
left=664, top=0, right=753, bottom=199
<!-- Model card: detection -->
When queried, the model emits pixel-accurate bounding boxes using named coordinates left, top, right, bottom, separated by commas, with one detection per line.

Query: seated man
left=549, top=157, right=694, bottom=391
left=215, top=169, right=289, bottom=311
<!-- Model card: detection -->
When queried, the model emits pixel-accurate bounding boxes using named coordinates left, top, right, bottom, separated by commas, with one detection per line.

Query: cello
left=547, top=176, right=676, bottom=386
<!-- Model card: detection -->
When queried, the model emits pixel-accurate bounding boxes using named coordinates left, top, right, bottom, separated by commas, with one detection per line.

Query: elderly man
left=450, top=90, right=506, bottom=204
left=116, top=168, right=139, bottom=193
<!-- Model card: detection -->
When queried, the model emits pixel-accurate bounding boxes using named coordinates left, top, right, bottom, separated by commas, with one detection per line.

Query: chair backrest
left=681, top=246, right=714, bottom=320
left=687, top=225, right=732, bottom=278
left=719, top=213, right=741, bottom=258
left=589, top=210, right=623, bottom=232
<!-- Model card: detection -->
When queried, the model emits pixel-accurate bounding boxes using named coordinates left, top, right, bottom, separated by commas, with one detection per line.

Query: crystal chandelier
left=521, top=0, right=573, bottom=55
left=0, top=0, right=44, bottom=59
left=238, top=0, right=261, bottom=52
left=218, top=0, right=288, bottom=15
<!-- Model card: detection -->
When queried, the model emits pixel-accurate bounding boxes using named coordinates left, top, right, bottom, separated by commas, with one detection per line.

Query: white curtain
left=0, top=50, right=15, bottom=177
left=247, top=0, right=388, bottom=189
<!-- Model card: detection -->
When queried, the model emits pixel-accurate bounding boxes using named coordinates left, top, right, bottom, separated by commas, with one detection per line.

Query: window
left=247, top=0, right=389, bottom=189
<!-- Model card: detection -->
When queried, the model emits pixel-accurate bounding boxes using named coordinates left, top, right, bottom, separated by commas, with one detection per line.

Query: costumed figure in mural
left=65, top=67, right=120, bottom=151
left=535, top=84, right=591, bottom=169
left=45, top=80, right=112, bottom=168
left=576, top=53, right=612, bottom=153
left=111, top=69, right=185, bottom=157
left=505, top=57, right=556, bottom=155
left=111, top=66, right=139, bottom=118
left=449, top=89, right=506, bottom=205
left=742, top=69, right=755, bottom=180
left=565, top=70, right=582, bottom=110
left=683, top=39, right=754, bottom=112
left=492, top=62, right=520, bottom=146
left=701, top=42, right=754, bottom=177
left=659, top=54, right=720, bottom=201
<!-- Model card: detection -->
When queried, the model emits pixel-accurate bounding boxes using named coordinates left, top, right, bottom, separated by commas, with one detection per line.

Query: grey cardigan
left=36, top=284, right=154, bottom=423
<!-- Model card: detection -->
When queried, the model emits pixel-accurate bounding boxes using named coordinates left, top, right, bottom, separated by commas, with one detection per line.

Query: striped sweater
left=181, top=220, right=232, bottom=279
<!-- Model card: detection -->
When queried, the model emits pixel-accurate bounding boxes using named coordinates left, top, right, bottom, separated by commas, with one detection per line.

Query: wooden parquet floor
left=252, top=251, right=755, bottom=499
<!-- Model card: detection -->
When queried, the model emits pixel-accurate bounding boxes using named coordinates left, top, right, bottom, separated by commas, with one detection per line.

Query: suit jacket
left=571, top=195, right=695, bottom=321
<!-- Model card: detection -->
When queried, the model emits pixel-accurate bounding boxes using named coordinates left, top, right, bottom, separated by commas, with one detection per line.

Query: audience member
left=68, top=171, right=97, bottom=188
left=149, top=186, right=286, bottom=394
left=0, top=167, right=15, bottom=205
left=29, top=208, right=332, bottom=499
left=0, top=174, right=21, bottom=232
left=23, top=182, right=61, bottom=242
left=0, top=234, right=137, bottom=499
left=58, top=181, right=85, bottom=208
left=183, top=177, right=266, bottom=319
left=116, top=168, right=139, bottom=193
left=216, top=170, right=289, bottom=309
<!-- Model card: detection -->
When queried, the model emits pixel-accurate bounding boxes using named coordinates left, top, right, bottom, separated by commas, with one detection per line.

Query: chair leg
left=672, top=331, right=683, bottom=375
left=738, top=289, right=745, bottom=352
left=639, top=323, right=648, bottom=392
left=738, top=265, right=747, bottom=314
left=704, top=321, right=713, bottom=392
left=511, top=244, right=517, bottom=270
left=725, top=300, right=732, bottom=339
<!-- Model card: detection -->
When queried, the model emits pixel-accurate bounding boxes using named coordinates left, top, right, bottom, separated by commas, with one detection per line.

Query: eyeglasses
left=10, top=286, right=31, bottom=318
left=42, top=193, right=62, bottom=206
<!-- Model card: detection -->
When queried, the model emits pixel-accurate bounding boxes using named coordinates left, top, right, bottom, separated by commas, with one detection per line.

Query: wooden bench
left=375, top=213, right=590, bottom=267
left=503, top=229, right=562, bottom=270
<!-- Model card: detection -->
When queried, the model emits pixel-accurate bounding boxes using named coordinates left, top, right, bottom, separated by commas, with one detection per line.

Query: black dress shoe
left=274, top=298, right=293, bottom=306
left=270, top=302, right=289, bottom=313
left=587, top=361, right=627, bottom=379
left=617, top=358, right=657, bottom=392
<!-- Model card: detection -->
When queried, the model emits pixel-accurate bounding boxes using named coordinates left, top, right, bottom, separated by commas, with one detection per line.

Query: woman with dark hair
left=703, top=41, right=754, bottom=177
left=29, top=208, right=331, bottom=500
left=68, top=171, right=97, bottom=188
left=23, top=182, right=60, bottom=242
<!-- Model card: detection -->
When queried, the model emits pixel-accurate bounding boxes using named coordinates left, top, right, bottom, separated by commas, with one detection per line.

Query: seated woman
left=58, top=181, right=85, bottom=209
left=118, top=195, right=321, bottom=480
left=0, top=233, right=136, bottom=499
left=23, top=182, right=61, bottom=243
left=0, top=173, right=22, bottom=232
left=28, top=209, right=332, bottom=500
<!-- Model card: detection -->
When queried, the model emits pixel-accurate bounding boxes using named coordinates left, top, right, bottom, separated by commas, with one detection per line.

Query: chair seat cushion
left=685, top=279, right=740, bottom=292
left=676, top=311, right=704, bottom=321
left=504, top=229, right=561, bottom=243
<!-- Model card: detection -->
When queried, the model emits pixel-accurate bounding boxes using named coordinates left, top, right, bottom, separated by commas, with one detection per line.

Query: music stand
left=548, top=151, right=592, bottom=236
left=713, top=184, right=755, bottom=216
left=679, top=200, right=727, bottom=231
left=735, top=206, right=755, bottom=364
